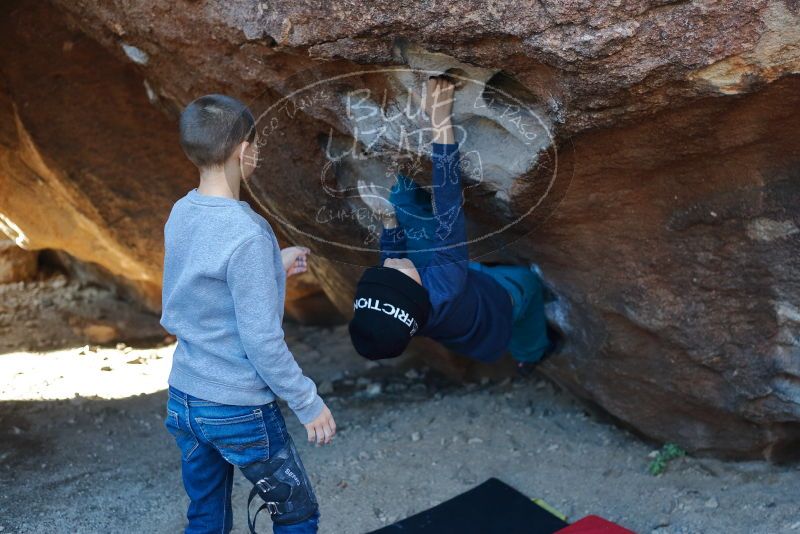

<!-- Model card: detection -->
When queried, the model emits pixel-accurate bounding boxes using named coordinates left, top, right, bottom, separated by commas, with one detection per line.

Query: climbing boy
left=161, top=94, right=335, bottom=534
left=349, top=78, right=556, bottom=372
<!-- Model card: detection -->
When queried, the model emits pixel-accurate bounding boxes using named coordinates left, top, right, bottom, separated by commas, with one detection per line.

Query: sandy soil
left=0, top=280, right=798, bottom=534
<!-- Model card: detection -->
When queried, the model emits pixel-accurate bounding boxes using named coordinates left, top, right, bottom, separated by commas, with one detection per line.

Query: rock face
left=1, top=0, right=799, bottom=460
left=0, top=1, right=196, bottom=309
left=0, top=239, right=38, bottom=283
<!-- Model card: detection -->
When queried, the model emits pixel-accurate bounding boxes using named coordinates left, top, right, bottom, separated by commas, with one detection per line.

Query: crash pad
left=368, top=478, right=568, bottom=534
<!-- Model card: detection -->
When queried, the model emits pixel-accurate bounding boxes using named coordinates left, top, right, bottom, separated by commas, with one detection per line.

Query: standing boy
left=349, top=78, right=556, bottom=372
left=162, top=94, right=335, bottom=534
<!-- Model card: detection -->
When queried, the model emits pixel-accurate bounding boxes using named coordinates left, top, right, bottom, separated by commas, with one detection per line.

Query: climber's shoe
left=515, top=359, right=539, bottom=378
left=514, top=347, right=548, bottom=377
left=544, top=324, right=564, bottom=356
left=515, top=325, right=563, bottom=378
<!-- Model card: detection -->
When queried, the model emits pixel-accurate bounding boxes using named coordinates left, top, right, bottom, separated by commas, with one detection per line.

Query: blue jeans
left=165, top=387, right=319, bottom=534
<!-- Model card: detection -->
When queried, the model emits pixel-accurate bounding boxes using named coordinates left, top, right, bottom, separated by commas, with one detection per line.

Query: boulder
left=1, top=0, right=799, bottom=459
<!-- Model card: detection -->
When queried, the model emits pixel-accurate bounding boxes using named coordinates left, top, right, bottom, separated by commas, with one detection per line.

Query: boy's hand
left=305, top=404, right=336, bottom=445
left=281, top=246, right=310, bottom=277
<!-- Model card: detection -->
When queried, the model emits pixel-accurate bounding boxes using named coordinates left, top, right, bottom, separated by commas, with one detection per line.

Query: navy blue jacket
left=380, top=143, right=513, bottom=362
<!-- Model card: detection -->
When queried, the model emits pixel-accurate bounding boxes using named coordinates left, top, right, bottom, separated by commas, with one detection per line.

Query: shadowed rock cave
left=1, top=0, right=799, bottom=462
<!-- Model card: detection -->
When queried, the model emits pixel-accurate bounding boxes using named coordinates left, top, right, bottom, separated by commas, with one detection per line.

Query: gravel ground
left=0, top=282, right=799, bottom=534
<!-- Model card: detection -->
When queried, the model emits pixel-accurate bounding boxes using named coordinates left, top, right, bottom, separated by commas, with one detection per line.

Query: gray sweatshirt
left=161, top=189, right=323, bottom=424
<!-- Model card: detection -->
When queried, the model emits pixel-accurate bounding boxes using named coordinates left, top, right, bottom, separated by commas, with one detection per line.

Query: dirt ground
left=0, top=274, right=166, bottom=353
left=1, top=278, right=799, bottom=534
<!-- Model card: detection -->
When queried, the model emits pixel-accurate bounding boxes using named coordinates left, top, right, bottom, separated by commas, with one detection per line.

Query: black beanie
left=348, top=266, right=431, bottom=360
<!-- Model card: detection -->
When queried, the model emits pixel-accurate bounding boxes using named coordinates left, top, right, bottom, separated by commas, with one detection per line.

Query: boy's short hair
left=179, top=94, right=256, bottom=168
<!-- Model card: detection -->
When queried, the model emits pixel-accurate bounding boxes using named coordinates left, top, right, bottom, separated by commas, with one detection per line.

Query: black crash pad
left=368, top=478, right=568, bottom=534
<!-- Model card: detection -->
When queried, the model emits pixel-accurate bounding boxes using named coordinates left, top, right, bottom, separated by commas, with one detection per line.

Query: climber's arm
left=379, top=213, right=407, bottom=262
left=426, top=143, right=468, bottom=266
left=357, top=179, right=406, bottom=261
left=424, top=77, right=470, bottom=299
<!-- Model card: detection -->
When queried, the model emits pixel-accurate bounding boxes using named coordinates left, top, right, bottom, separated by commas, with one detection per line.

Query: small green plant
left=648, top=443, right=686, bottom=476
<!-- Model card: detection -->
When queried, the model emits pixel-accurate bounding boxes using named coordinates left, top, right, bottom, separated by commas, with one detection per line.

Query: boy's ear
left=236, top=140, right=253, bottom=169
left=237, top=140, right=249, bottom=158
left=237, top=139, right=260, bottom=179
left=225, top=140, right=248, bottom=166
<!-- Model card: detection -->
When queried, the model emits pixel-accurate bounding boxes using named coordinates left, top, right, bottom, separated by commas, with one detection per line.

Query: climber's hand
left=357, top=180, right=396, bottom=225
left=425, top=76, right=455, bottom=129
left=425, top=77, right=455, bottom=144
left=281, top=246, right=310, bottom=277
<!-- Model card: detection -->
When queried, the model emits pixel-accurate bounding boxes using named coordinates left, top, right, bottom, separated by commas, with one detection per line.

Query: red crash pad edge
left=555, top=515, right=637, bottom=534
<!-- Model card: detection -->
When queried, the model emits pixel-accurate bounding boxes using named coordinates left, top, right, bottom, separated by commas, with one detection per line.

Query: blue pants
left=165, top=387, right=319, bottom=534
left=391, top=175, right=550, bottom=363
left=467, top=263, right=550, bottom=363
